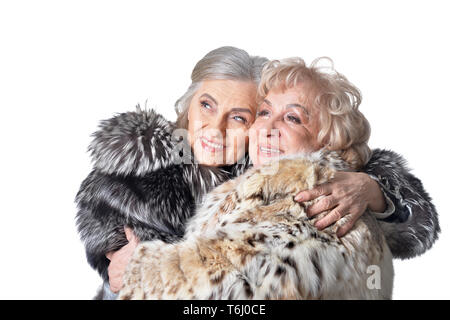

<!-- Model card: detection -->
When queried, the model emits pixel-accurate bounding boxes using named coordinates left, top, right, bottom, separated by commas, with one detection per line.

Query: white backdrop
left=0, top=0, right=448, bottom=299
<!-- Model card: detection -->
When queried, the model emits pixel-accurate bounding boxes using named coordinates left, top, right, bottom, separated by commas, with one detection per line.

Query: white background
left=0, top=0, right=449, bottom=299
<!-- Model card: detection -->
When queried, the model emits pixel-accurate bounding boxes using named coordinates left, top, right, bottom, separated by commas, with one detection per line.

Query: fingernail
left=295, top=195, right=302, bottom=202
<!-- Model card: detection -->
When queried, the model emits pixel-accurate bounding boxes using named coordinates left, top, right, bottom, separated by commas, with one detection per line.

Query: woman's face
left=249, top=84, right=323, bottom=168
left=188, top=79, right=257, bottom=166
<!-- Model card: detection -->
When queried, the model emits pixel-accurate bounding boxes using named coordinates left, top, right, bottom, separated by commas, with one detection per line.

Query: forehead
left=197, top=80, right=257, bottom=105
left=265, top=84, right=310, bottom=104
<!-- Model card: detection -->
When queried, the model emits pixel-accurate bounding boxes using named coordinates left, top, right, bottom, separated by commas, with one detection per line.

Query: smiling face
left=249, top=84, right=323, bottom=168
left=187, top=79, right=257, bottom=166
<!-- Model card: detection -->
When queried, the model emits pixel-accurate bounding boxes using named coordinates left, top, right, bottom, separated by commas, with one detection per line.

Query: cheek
left=226, top=128, right=249, bottom=156
left=188, top=110, right=208, bottom=141
left=283, top=128, right=320, bottom=155
left=279, top=127, right=307, bottom=154
left=187, top=123, right=194, bottom=147
left=187, top=106, right=198, bottom=141
left=248, top=127, right=258, bottom=159
left=248, top=121, right=267, bottom=143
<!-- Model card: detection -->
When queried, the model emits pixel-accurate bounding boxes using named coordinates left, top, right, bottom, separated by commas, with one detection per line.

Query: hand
left=294, top=171, right=386, bottom=237
left=105, top=227, right=139, bottom=293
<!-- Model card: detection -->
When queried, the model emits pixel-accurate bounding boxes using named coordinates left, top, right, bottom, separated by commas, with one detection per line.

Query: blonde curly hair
left=258, top=57, right=371, bottom=169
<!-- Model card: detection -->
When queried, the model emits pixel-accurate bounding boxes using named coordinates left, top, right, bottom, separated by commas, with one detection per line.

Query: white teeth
left=259, top=146, right=280, bottom=154
left=201, top=137, right=224, bottom=149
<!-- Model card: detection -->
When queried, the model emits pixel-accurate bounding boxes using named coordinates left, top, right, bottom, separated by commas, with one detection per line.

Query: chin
left=194, top=152, right=225, bottom=167
left=250, top=157, right=263, bottom=168
left=253, top=155, right=280, bottom=168
left=203, top=159, right=222, bottom=167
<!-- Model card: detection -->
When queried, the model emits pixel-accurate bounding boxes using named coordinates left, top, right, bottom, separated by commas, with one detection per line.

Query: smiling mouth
left=200, top=137, right=225, bottom=153
left=258, top=145, right=282, bottom=157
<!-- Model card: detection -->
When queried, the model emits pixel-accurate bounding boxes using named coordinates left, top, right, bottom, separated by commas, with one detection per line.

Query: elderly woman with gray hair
left=75, top=46, right=439, bottom=299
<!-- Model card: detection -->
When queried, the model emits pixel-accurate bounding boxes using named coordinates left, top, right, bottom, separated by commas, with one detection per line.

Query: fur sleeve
left=74, top=107, right=182, bottom=279
left=361, top=148, right=440, bottom=259
left=75, top=168, right=191, bottom=279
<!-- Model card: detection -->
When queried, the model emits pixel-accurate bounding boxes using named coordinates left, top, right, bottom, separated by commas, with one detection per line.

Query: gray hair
left=175, top=46, right=268, bottom=129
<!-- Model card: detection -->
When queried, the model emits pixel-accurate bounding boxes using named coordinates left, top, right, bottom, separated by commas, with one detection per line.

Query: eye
left=256, top=109, right=270, bottom=117
left=285, top=114, right=302, bottom=124
left=201, top=101, right=212, bottom=109
left=231, top=115, right=248, bottom=123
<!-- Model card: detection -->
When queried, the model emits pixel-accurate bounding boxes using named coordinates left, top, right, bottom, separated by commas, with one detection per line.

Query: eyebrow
left=263, top=99, right=272, bottom=107
left=200, top=93, right=218, bottom=105
left=263, top=99, right=309, bottom=116
left=230, top=107, right=253, bottom=114
left=286, top=104, right=309, bottom=116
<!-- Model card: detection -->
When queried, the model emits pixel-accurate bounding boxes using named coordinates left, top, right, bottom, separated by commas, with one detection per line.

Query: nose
left=259, top=116, right=282, bottom=139
left=206, top=114, right=227, bottom=140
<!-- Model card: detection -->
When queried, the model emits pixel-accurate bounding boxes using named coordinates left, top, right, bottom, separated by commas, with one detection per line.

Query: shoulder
left=88, top=106, right=178, bottom=176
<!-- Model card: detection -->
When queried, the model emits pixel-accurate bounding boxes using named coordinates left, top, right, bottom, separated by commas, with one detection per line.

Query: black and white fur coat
left=75, top=107, right=249, bottom=298
left=75, top=107, right=439, bottom=298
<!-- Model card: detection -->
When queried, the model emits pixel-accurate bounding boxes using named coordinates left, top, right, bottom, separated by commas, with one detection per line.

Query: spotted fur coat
left=118, top=151, right=394, bottom=299
left=75, top=107, right=439, bottom=299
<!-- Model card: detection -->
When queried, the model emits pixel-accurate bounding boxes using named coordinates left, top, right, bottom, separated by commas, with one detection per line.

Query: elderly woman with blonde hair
left=253, top=56, right=439, bottom=252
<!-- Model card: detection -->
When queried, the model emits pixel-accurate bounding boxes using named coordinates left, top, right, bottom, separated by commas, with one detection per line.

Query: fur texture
left=119, top=151, right=393, bottom=300
left=75, top=107, right=439, bottom=299
left=75, top=107, right=247, bottom=293
left=362, top=150, right=440, bottom=259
